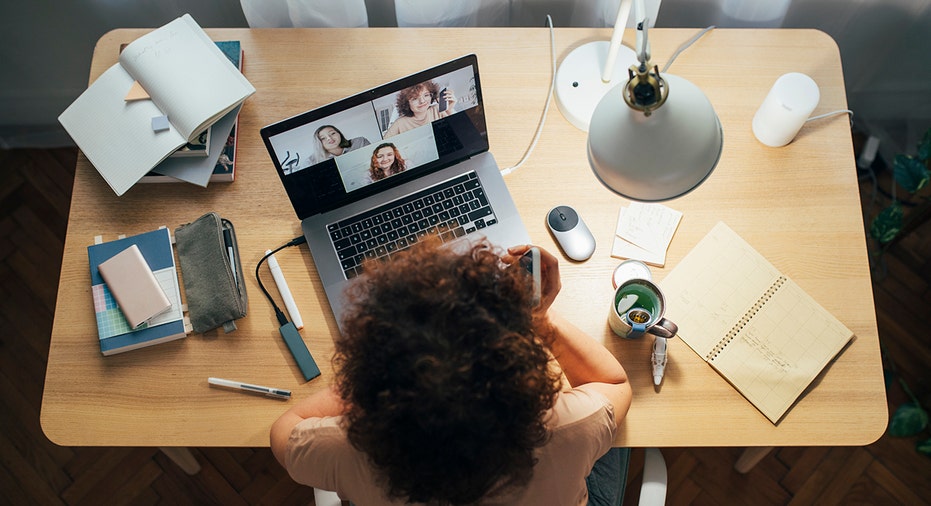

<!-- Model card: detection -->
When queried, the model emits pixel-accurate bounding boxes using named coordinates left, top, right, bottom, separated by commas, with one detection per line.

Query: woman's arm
left=546, top=310, right=632, bottom=427
left=505, top=244, right=632, bottom=426
left=269, top=386, right=346, bottom=466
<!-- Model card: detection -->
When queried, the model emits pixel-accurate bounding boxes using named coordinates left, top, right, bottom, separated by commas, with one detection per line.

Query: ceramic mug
left=608, top=278, right=678, bottom=339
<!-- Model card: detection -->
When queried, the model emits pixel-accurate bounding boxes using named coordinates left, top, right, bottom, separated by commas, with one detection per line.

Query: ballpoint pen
left=265, top=249, right=304, bottom=329
left=208, top=377, right=291, bottom=400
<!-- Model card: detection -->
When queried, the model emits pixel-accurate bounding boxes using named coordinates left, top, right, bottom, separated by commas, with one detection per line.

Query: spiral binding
left=706, top=276, right=787, bottom=361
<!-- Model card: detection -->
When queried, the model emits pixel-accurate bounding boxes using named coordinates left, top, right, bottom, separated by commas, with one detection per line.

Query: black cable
left=255, top=235, right=307, bottom=326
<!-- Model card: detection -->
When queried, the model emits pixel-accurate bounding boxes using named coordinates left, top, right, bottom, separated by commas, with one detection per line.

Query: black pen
left=208, top=377, right=290, bottom=400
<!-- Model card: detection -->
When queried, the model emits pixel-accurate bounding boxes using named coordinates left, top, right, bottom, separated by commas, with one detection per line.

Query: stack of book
left=140, top=40, right=244, bottom=185
left=87, top=227, right=190, bottom=355
left=58, top=14, right=254, bottom=195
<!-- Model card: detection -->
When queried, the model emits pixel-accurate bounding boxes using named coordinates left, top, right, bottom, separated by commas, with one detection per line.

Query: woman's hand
left=504, top=244, right=561, bottom=314
left=442, top=88, right=457, bottom=112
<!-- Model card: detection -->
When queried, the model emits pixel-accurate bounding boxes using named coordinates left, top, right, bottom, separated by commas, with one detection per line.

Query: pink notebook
left=97, top=244, right=171, bottom=328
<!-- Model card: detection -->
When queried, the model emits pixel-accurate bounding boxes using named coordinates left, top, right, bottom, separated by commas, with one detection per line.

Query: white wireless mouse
left=546, top=205, right=596, bottom=261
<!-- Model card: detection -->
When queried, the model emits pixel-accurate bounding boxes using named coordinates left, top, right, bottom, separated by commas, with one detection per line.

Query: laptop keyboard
left=328, top=171, right=497, bottom=279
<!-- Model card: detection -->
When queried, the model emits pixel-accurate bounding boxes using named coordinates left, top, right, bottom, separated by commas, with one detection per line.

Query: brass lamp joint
left=623, top=19, right=668, bottom=116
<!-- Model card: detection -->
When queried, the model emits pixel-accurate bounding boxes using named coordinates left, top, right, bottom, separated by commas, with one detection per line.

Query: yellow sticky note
left=124, top=81, right=150, bottom=101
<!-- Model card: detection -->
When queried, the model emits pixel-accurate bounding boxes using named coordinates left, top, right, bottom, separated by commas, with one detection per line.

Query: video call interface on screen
left=263, top=57, right=487, bottom=220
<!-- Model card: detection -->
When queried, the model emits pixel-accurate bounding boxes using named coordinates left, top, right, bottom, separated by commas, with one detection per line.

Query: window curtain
left=238, top=0, right=930, bottom=157
left=240, top=0, right=369, bottom=28
left=240, top=0, right=663, bottom=28
left=658, top=0, right=931, bottom=158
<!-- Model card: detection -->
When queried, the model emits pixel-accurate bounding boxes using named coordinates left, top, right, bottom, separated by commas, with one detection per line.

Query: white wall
left=2, top=0, right=928, bottom=159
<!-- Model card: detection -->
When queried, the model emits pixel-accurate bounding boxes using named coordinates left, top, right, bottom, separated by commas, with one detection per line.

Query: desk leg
left=159, top=447, right=202, bottom=475
left=734, top=446, right=772, bottom=473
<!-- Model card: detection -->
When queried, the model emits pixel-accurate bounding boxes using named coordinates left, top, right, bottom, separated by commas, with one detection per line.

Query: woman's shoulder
left=549, top=386, right=615, bottom=428
left=350, top=136, right=371, bottom=148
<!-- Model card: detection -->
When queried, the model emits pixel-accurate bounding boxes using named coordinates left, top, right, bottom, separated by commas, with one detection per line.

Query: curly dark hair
left=395, top=80, right=440, bottom=118
left=334, top=238, right=562, bottom=504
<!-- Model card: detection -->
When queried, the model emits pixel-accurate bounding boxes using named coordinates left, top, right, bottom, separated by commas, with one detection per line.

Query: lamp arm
left=635, top=16, right=651, bottom=67
left=601, top=0, right=634, bottom=83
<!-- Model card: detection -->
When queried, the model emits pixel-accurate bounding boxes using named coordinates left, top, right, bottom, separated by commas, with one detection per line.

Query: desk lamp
left=557, top=0, right=724, bottom=201
left=554, top=0, right=639, bottom=132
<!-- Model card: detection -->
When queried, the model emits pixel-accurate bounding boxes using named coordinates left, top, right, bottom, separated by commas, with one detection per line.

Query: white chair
left=239, top=0, right=369, bottom=28
left=313, top=448, right=667, bottom=505
left=639, top=448, right=668, bottom=505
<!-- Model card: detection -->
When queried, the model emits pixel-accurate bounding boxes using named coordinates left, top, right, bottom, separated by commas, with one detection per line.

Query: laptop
left=260, top=54, right=531, bottom=327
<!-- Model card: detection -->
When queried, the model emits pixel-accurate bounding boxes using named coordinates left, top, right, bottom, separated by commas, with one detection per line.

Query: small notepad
left=611, top=203, right=682, bottom=267
left=97, top=244, right=171, bottom=328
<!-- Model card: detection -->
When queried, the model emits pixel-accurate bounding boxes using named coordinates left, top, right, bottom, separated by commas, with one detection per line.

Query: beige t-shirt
left=284, top=384, right=617, bottom=505
left=384, top=107, right=447, bottom=138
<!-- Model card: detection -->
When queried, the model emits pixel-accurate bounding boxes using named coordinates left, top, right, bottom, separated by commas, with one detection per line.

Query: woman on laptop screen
left=312, top=124, right=371, bottom=164
left=368, top=142, right=407, bottom=182
left=385, top=79, right=457, bottom=138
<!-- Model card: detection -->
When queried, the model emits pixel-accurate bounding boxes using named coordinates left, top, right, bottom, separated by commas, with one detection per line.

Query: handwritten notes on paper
left=660, top=222, right=854, bottom=423
left=611, top=203, right=683, bottom=267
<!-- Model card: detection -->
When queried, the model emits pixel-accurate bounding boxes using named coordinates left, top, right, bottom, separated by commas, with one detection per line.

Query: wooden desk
left=41, top=28, right=887, bottom=455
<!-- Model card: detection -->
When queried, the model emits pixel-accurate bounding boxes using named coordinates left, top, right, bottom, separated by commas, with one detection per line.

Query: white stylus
left=265, top=249, right=304, bottom=330
left=652, top=336, right=667, bottom=386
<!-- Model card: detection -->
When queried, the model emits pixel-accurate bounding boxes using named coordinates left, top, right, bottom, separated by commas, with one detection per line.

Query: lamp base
left=555, top=41, right=638, bottom=132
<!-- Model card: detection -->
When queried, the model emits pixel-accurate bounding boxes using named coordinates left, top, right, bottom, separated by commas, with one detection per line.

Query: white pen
left=652, top=336, right=667, bottom=386
left=208, top=377, right=291, bottom=400
left=223, top=228, right=239, bottom=288
left=265, top=249, right=304, bottom=329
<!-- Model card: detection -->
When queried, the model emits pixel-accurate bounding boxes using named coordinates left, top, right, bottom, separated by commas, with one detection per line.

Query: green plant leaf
left=917, top=437, right=931, bottom=457
left=884, top=369, right=895, bottom=389
left=918, top=128, right=931, bottom=162
left=870, top=203, right=904, bottom=244
left=893, top=154, right=930, bottom=193
left=889, top=402, right=929, bottom=437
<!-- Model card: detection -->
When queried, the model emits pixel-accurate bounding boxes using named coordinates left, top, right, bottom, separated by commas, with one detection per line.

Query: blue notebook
left=87, top=227, right=187, bottom=355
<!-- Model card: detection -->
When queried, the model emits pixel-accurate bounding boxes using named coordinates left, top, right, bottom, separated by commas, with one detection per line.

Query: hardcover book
left=170, top=127, right=210, bottom=158
left=140, top=40, right=243, bottom=185
left=87, top=227, right=188, bottom=355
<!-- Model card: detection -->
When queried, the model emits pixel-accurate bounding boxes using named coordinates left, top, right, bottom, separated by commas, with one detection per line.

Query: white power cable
left=500, top=14, right=556, bottom=176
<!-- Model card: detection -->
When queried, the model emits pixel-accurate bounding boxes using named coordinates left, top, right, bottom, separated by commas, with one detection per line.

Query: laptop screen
left=261, top=54, right=488, bottom=220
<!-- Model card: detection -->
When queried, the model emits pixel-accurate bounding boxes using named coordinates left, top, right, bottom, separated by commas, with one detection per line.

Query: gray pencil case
left=175, top=212, right=248, bottom=333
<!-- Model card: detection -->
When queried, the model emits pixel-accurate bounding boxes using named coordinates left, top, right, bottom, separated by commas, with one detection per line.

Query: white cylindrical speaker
left=752, top=73, right=820, bottom=147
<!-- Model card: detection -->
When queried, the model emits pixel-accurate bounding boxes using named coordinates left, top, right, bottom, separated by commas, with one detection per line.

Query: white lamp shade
left=588, top=74, right=723, bottom=201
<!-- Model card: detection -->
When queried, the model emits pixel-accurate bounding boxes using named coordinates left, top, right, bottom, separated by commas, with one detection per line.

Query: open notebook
left=660, top=222, right=854, bottom=424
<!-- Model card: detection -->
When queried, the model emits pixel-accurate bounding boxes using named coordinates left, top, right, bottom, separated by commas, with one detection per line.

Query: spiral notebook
left=660, top=222, right=854, bottom=424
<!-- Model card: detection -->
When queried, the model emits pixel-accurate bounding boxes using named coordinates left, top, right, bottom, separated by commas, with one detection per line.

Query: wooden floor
left=2, top=148, right=929, bottom=505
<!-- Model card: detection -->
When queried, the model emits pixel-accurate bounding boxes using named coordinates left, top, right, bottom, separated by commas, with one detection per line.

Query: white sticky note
left=616, top=203, right=682, bottom=253
left=611, top=204, right=683, bottom=267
